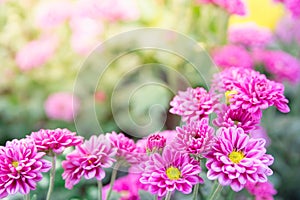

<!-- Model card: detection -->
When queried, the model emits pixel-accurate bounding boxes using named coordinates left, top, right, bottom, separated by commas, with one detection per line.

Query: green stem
left=154, top=195, right=158, bottom=200
left=165, top=191, right=172, bottom=200
left=98, top=180, right=103, bottom=200
left=46, top=155, right=56, bottom=200
left=209, top=182, right=223, bottom=200
left=193, top=183, right=199, bottom=200
left=23, top=193, right=30, bottom=200
left=106, top=162, right=121, bottom=200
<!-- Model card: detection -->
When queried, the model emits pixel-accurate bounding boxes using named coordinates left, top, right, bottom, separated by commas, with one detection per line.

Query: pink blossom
left=28, top=128, right=83, bottom=155
left=146, top=134, right=166, bottom=154
left=174, top=118, right=215, bottom=156
left=245, top=181, right=277, bottom=200
left=212, top=45, right=253, bottom=69
left=249, top=126, right=271, bottom=147
left=140, top=148, right=204, bottom=197
left=62, top=135, right=117, bottom=189
left=228, top=23, right=273, bottom=48
left=206, top=127, right=274, bottom=192
left=275, top=15, right=300, bottom=45
left=0, top=139, right=51, bottom=198
left=44, top=92, right=80, bottom=122
left=169, top=87, right=214, bottom=122
left=282, top=0, right=300, bottom=18
left=213, top=104, right=260, bottom=133
left=196, top=0, right=246, bottom=15
left=15, top=36, right=58, bottom=71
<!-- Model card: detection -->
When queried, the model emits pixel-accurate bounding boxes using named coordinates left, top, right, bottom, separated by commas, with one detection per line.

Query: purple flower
left=140, top=148, right=203, bottom=197
left=0, top=139, right=51, bottom=198
left=62, top=135, right=117, bottom=189
left=212, top=45, right=253, bottom=69
left=170, top=87, right=214, bottom=122
left=206, top=127, right=274, bottom=192
left=174, top=118, right=215, bottom=156
left=245, top=181, right=277, bottom=200
left=28, top=128, right=83, bottom=155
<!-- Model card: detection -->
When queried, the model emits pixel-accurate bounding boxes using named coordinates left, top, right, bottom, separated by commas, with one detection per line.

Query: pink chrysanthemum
left=174, top=118, right=215, bottom=156
left=245, top=181, right=277, bottom=200
left=196, top=0, right=246, bottom=15
left=62, top=135, right=117, bottom=189
left=0, top=139, right=51, bottom=198
left=28, top=128, right=83, bottom=155
left=206, top=127, right=274, bottom=192
left=275, top=15, right=300, bottom=45
left=169, top=87, right=214, bottom=122
left=213, top=104, right=260, bottom=133
left=107, top=132, right=138, bottom=165
left=249, top=126, right=271, bottom=147
left=146, top=134, right=166, bottom=154
left=212, top=45, right=253, bottom=69
left=280, top=0, right=300, bottom=18
left=44, top=92, right=80, bottom=122
left=140, top=148, right=204, bottom=197
left=228, top=23, right=273, bottom=48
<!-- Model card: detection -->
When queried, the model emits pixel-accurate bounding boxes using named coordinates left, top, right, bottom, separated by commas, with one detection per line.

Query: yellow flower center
left=166, top=166, right=181, bottom=180
left=225, top=90, right=238, bottom=105
left=12, top=161, right=19, bottom=168
left=228, top=150, right=245, bottom=164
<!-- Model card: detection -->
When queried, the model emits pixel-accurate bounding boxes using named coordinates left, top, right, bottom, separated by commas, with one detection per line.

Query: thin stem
left=97, top=180, right=103, bottom=200
left=23, top=193, right=30, bottom=200
left=106, top=162, right=121, bottom=200
left=165, top=191, right=172, bottom=200
left=46, top=155, right=56, bottom=200
left=193, top=183, right=199, bottom=200
left=209, top=182, right=223, bottom=200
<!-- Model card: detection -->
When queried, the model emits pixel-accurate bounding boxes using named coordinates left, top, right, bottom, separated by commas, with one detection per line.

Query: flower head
left=140, top=148, right=203, bottom=197
left=245, top=181, right=277, bottom=200
left=196, top=0, right=246, bottom=15
left=146, top=134, right=166, bottom=154
left=206, top=127, right=274, bottom=192
left=0, top=139, right=51, bottom=198
left=28, top=128, right=83, bottom=155
left=170, top=87, right=214, bottom=122
left=62, top=134, right=117, bottom=189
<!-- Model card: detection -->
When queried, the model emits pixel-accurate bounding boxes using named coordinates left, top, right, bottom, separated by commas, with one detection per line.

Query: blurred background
left=0, top=0, right=300, bottom=199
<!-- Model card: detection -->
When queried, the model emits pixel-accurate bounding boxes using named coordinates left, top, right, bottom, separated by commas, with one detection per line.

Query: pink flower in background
left=170, top=87, right=214, bottom=122
left=206, top=127, right=274, bottom=192
left=62, top=135, right=117, bottom=189
left=0, top=139, right=51, bottom=198
left=249, top=126, right=271, bottom=147
left=15, top=36, right=58, bottom=71
left=140, top=148, right=204, bottom=197
left=282, top=0, right=300, bottom=18
left=196, top=0, right=246, bottom=15
left=245, top=181, right=277, bottom=200
left=213, top=104, right=260, bottom=133
left=275, top=15, right=300, bottom=44
left=44, top=92, right=80, bottom=122
left=174, top=118, right=215, bottom=156
left=212, top=45, right=253, bottom=69
left=146, top=134, right=166, bottom=153
left=228, top=23, right=273, bottom=48
left=258, top=50, right=300, bottom=84
left=28, top=128, right=83, bottom=155
left=34, top=0, right=73, bottom=29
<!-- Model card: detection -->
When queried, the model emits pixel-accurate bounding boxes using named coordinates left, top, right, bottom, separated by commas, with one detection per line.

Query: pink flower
left=174, top=118, right=215, bottom=156
left=169, top=87, right=214, bottom=122
left=206, top=127, right=274, bottom=192
left=62, top=135, right=117, bottom=189
left=228, top=23, right=273, bottom=48
left=245, top=181, right=277, bottom=200
left=212, top=45, right=253, bottom=69
left=257, top=50, right=300, bottom=84
left=146, top=134, right=166, bottom=154
left=195, top=0, right=246, bottom=15
left=15, top=36, right=58, bottom=71
left=275, top=15, right=300, bottom=45
left=249, top=126, right=271, bottom=147
left=140, top=148, right=204, bottom=197
left=107, top=132, right=137, bottom=165
left=282, top=0, right=300, bottom=18
left=213, top=104, right=260, bottom=133
left=28, top=128, right=83, bottom=155
left=0, top=139, right=51, bottom=198
left=44, top=92, right=80, bottom=122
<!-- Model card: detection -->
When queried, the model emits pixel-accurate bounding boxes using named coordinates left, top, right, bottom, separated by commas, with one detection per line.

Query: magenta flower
left=174, top=118, right=215, bottom=156
left=228, top=23, right=273, bottom=48
left=206, top=127, right=274, bottom=192
left=275, top=15, right=300, bottom=45
left=213, top=104, right=260, bottom=133
left=107, top=132, right=138, bottom=165
left=0, top=139, right=51, bottom=198
left=140, top=148, right=204, bottom=197
left=196, top=0, right=246, bottom=15
left=44, top=92, right=80, bottom=122
left=146, top=134, right=166, bottom=154
left=170, top=87, right=214, bottom=122
left=212, top=45, right=253, bottom=69
left=249, top=126, right=271, bottom=147
left=62, top=135, right=117, bottom=189
left=245, top=181, right=277, bottom=200
left=28, top=128, right=83, bottom=155
left=279, top=0, right=300, bottom=18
